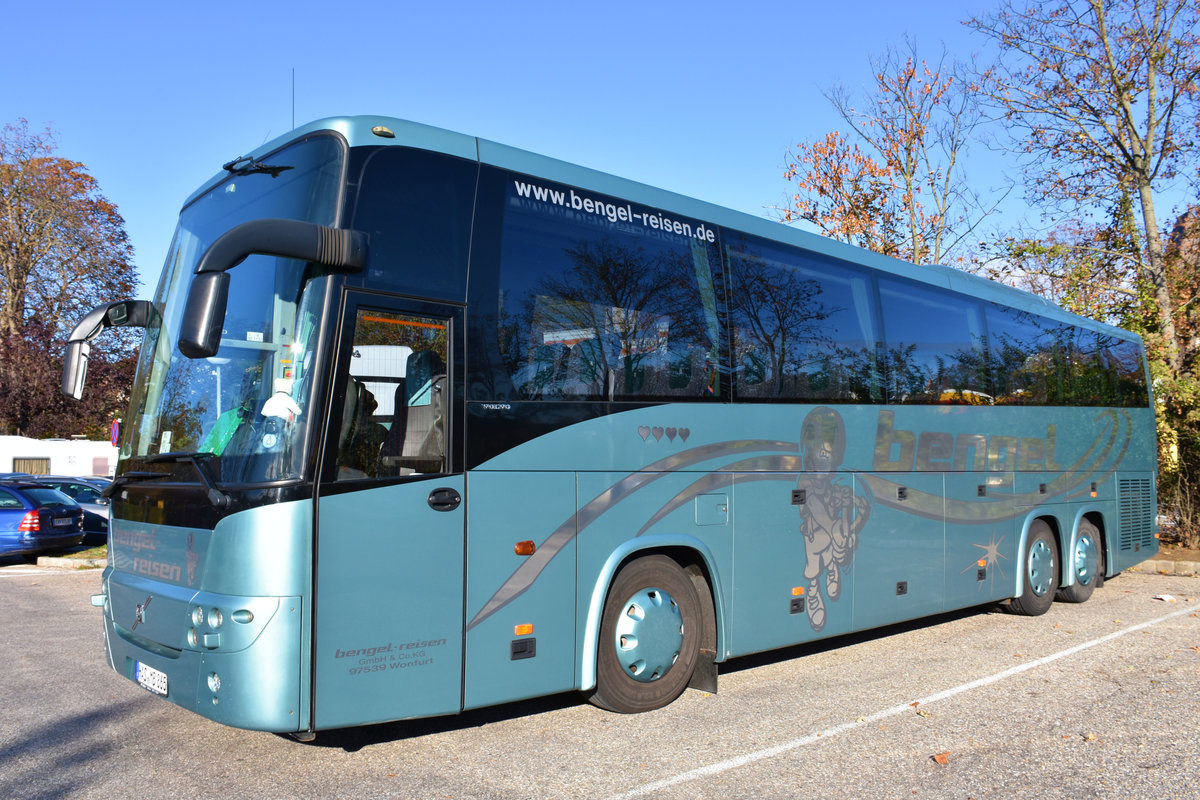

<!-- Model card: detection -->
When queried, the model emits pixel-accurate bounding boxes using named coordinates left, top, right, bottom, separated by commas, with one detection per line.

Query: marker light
left=792, top=586, right=805, bottom=596
left=514, top=541, right=536, bottom=556
left=514, top=624, right=534, bottom=636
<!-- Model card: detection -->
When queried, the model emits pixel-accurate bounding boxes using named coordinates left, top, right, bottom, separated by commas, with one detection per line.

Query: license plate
left=52, top=517, right=72, bottom=527
left=135, top=661, right=169, bottom=696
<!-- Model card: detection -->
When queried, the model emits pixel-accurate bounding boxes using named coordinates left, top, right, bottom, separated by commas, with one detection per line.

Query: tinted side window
left=1060, top=326, right=1112, bottom=405
left=983, top=303, right=1148, bottom=407
left=1051, top=322, right=1148, bottom=407
left=880, top=279, right=989, bottom=404
left=1102, top=336, right=1149, bottom=406
left=494, top=174, right=723, bottom=401
left=351, top=148, right=477, bottom=302
left=0, top=488, right=23, bottom=509
left=725, top=235, right=881, bottom=402
left=983, top=304, right=1061, bottom=404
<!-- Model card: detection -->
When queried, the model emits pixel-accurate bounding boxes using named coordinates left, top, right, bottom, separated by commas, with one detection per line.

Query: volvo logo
left=132, top=596, right=152, bottom=630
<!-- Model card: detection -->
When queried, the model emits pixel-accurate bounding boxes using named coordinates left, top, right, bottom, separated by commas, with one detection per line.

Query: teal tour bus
left=62, top=116, right=1157, bottom=738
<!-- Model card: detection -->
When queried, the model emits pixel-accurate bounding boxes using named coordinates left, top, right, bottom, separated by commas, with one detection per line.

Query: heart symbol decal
left=665, top=427, right=677, bottom=441
left=652, top=427, right=664, bottom=441
left=638, top=426, right=651, bottom=441
left=679, top=428, right=690, bottom=442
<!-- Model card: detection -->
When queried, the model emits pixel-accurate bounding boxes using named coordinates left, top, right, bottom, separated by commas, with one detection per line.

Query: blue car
left=0, top=481, right=85, bottom=558
left=34, top=475, right=110, bottom=545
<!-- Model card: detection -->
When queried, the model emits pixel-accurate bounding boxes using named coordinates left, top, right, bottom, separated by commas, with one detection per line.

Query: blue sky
left=5, top=0, right=1003, bottom=293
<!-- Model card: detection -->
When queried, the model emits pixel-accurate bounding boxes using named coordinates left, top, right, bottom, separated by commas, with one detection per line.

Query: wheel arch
left=1014, top=511, right=1065, bottom=598
left=1063, top=508, right=1109, bottom=587
left=579, top=535, right=726, bottom=692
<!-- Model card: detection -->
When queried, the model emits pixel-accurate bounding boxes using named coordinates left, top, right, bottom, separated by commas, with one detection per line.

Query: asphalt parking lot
left=1, top=561, right=1197, bottom=800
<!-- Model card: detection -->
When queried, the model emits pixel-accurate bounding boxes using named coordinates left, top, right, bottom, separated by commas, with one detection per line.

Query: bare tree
left=970, top=0, right=1200, bottom=374
left=783, top=41, right=997, bottom=265
left=976, top=192, right=1146, bottom=326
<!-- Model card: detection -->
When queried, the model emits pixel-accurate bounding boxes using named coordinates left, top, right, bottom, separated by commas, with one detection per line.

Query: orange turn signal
left=514, top=624, right=534, bottom=636
left=791, top=586, right=805, bottom=596
left=514, top=541, right=536, bottom=556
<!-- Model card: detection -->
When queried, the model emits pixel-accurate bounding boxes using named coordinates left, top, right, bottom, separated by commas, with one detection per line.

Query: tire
left=1057, top=520, right=1103, bottom=603
left=588, top=555, right=701, bottom=714
left=1008, top=520, right=1060, bottom=616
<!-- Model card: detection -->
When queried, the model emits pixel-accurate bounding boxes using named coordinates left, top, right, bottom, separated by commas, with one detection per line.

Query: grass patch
left=63, top=545, right=108, bottom=560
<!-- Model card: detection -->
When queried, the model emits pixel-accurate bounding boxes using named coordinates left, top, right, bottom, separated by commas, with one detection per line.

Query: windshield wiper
left=100, top=471, right=170, bottom=500
left=144, top=451, right=232, bottom=509
left=222, top=155, right=294, bottom=178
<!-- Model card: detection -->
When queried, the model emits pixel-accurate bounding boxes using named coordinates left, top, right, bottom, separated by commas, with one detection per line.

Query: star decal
left=962, top=532, right=1008, bottom=592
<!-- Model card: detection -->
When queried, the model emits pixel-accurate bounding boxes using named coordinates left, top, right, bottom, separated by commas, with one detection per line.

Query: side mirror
left=61, top=339, right=90, bottom=401
left=178, top=218, right=367, bottom=359
left=177, top=273, right=231, bottom=359
left=61, top=300, right=155, bottom=400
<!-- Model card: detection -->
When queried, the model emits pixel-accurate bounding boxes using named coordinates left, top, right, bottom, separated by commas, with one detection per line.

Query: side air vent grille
left=1118, top=478, right=1154, bottom=552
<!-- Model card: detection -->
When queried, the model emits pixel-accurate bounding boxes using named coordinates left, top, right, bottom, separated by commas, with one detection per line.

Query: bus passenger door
left=313, top=295, right=465, bottom=729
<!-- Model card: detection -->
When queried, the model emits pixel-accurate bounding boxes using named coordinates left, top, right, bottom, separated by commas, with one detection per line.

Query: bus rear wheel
left=1008, top=520, right=1059, bottom=616
left=589, top=555, right=701, bottom=714
left=1057, top=520, right=1103, bottom=604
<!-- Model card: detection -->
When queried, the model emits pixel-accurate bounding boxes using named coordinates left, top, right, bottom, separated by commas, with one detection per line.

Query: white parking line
left=0, top=569, right=44, bottom=577
left=607, top=604, right=1199, bottom=800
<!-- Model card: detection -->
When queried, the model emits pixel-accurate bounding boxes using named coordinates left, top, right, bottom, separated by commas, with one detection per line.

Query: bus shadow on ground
left=306, top=602, right=1002, bottom=751
left=302, top=691, right=584, bottom=752
left=719, top=602, right=1000, bottom=677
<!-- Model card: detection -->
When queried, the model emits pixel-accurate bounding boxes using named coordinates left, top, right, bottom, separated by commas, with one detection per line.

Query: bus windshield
left=122, top=133, right=345, bottom=484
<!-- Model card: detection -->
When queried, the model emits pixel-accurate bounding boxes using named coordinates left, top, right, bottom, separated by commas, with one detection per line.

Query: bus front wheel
left=1009, top=520, right=1060, bottom=616
left=589, top=555, right=701, bottom=714
left=1057, top=520, right=1103, bottom=604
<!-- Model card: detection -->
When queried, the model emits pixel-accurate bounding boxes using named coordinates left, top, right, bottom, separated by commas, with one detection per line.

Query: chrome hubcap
left=1073, top=534, right=1098, bottom=586
left=1028, top=539, right=1055, bottom=596
left=613, top=586, right=684, bottom=683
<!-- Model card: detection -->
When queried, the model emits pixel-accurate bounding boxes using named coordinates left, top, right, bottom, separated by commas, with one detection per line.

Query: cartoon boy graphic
left=796, top=407, right=870, bottom=631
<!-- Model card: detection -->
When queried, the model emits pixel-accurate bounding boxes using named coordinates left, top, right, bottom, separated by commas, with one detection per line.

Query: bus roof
left=186, top=115, right=1139, bottom=343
